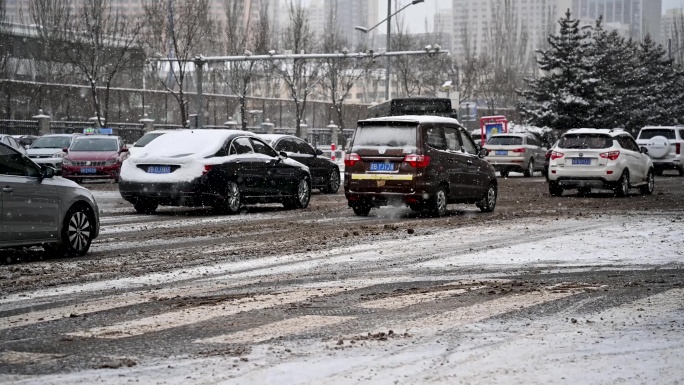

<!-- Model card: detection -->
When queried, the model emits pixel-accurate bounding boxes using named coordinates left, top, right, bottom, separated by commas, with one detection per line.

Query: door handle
left=2, top=187, right=12, bottom=193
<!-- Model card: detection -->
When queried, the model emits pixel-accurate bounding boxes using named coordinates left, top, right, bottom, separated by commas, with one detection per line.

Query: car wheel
left=639, top=170, right=655, bottom=195
left=133, top=200, right=158, bottom=214
left=523, top=159, right=534, bottom=177
left=548, top=182, right=563, bottom=197
left=614, top=170, right=630, bottom=198
left=220, top=181, right=242, bottom=214
left=322, top=168, right=340, bottom=194
left=351, top=203, right=372, bottom=216
left=284, top=177, right=311, bottom=210
left=429, top=186, right=448, bottom=217
left=477, top=184, right=497, bottom=213
left=46, top=205, right=95, bottom=257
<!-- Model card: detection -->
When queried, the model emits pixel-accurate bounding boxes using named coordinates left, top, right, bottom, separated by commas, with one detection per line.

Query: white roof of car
left=565, top=128, right=628, bottom=137
left=140, top=129, right=253, bottom=159
left=361, top=115, right=462, bottom=125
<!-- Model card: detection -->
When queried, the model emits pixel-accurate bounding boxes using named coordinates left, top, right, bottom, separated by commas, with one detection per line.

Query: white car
left=128, top=130, right=180, bottom=156
left=547, top=128, right=654, bottom=197
left=27, top=134, right=81, bottom=172
left=484, top=133, right=546, bottom=177
left=635, top=126, right=684, bottom=176
left=0, top=134, right=26, bottom=155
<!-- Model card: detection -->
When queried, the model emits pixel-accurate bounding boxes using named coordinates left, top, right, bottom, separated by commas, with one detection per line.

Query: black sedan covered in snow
left=118, top=130, right=312, bottom=214
left=259, top=134, right=340, bottom=194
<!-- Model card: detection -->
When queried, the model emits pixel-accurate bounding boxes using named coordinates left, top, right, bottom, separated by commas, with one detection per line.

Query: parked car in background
left=12, top=135, right=40, bottom=149
left=27, top=134, right=81, bottom=173
left=484, top=133, right=546, bottom=177
left=0, top=142, right=100, bottom=256
left=344, top=116, right=497, bottom=217
left=61, top=135, right=129, bottom=183
left=547, top=128, right=654, bottom=197
left=635, top=126, right=684, bottom=176
left=0, top=134, right=27, bottom=155
left=119, top=130, right=312, bottom=214
left=129, top=130, right=179, bottom=157
left=258, top=134, right=340, bottom=194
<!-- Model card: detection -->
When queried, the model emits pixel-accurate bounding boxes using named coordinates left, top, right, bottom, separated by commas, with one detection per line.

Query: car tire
left=45, top=205, right=95, bottom=257
left=219, top=181, right=242, bottom=214
left=639, top=170, right=655, bottom=195
left=351, top=203, right=372, bottom=216
left=523, top=159, right=534, bottom=177
left=614, top=170, right=630, bottom=198
left=429, top=186, right=448, bottom=217
left=548, top=182, right=563, bottom=197
left=322, top=168, right=340, bottom=194
left=133, top=200, right=158, bottom=215
left=477, top=183, right=497, bottom=213
left=283, top=177, right=311, bottom=210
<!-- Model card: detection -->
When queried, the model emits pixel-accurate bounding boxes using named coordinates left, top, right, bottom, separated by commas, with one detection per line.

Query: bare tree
left=143, top=0, right=212, bottom=127
left=62, top=0, right=141, bottom=126
left=273, top=1, right=323, bottom=138
left=223, top=0, right=270, bottom=129
left=27, top=0, right=74, bottom=84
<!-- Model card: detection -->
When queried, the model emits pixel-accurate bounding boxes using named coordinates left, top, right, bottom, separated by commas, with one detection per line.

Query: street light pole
left=386, top=0, right=391, bottom=100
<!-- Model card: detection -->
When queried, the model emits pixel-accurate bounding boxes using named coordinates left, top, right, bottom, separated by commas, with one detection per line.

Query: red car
left=62, top=135, right=129, bottom=182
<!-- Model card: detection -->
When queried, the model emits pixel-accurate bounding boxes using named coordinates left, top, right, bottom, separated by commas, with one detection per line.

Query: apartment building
left=571, top=0, right=662, bottom=43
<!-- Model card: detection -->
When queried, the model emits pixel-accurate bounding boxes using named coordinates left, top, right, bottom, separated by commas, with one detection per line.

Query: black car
left=259, top=134, right=340, bottom=194
left=118, top=130, right=312, bottom=214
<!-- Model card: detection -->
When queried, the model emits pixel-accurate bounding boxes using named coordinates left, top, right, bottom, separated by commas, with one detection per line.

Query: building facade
left=570, top=0, right=662, bottom=42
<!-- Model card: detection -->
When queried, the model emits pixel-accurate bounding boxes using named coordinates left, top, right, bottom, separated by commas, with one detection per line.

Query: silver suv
left=483, top=133, right=546, bottom=177
left=0, top=143, right=100, bottom=257
left=636, top=126, right=684, bottom=176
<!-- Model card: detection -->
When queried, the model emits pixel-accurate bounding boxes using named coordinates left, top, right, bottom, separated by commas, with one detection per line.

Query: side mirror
left=40, top=165, right=55, bottom=179
left=478, top=147, right=488, bottom=158
left=63, top=148, right=69, bottom=153
left=315, top=148, right=323, bottom=156
left=279, top=151, right=288, bottom=158
left=640, top=147, right=649, bottom=154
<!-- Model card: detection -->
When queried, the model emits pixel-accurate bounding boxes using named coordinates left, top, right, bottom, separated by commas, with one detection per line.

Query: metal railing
left=0, top=120, right=39, bottom=135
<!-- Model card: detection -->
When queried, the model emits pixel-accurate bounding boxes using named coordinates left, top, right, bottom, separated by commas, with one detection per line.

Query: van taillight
left=404, top=154, right=430, bottom=168
left=344, top=153, right=361, bottom=167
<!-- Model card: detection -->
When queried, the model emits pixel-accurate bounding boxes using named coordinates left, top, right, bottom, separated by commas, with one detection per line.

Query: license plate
left=495, top=150, right=508, bottom=155
left=147, top=166, right=171, bottom=174
left=369, top=162, right=394, bottom=172
left=80, top=167, right=97, bottom=174
left=571, top=158, right=591, bottom=165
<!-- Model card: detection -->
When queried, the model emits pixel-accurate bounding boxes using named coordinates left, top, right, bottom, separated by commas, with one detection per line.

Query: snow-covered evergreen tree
left=519, top=10, right=597, bottom=130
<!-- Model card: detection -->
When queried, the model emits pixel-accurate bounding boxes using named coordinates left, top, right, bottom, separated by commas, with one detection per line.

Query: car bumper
left=118, top=180, right=213, bottom=206
left=62, top=164, right=121, bottom=179
left=344, top=173, right=435, bottom=206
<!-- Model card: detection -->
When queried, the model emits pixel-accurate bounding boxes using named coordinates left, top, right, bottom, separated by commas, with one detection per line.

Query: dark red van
left=344, top=116, right=497, bottom=217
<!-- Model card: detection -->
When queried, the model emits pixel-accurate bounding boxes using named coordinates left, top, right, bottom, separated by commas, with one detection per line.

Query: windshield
left=70, top=138, right=118, bottom=152
left=30, top=136, right=72, bottom=149
left=559, top=134, right=613, bottom=149
left=487, top=136, right=523, bottom=146
left=352, top=125, right=417, bottom=148
left=638, top=129, right=676, bottom=140
left=134, top=132, right=167, bottom=147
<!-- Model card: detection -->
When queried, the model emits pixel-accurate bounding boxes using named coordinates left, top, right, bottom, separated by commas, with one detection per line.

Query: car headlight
left=105, top=158, right=117, bottom=166
left=54, top=152, right=65, bottom=158
left=63, top=159, right=73, bottom=166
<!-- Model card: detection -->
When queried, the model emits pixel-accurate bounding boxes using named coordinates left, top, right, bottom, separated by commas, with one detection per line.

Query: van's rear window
left=487, top=136, right=523, bottom=145
left=353, top=126, right=417, bottom=148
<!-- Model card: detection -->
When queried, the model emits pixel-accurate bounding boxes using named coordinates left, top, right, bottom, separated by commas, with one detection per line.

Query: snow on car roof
left=257, top=134, right=300, bottom=143
left=140, top=129, right=252, bottom=158
left=565, top=128, right=630, bottom=137
left=360, top=115, right=461, bottom=125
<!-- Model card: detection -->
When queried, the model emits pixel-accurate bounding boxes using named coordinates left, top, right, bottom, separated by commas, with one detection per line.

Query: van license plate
left=572, top=158, right=591, bottom=165
left=80, top=167, right=97, bottom=174
left=369, top=162, right=394, bottom=172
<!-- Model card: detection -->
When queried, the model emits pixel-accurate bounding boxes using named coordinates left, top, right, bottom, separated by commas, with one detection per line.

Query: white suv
left=635, top=126, right=684, bottom=176
left=547, top=129, right=654, bottom=197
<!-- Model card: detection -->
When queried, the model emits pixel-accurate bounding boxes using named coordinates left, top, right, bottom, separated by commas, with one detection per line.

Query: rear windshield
left=135, top=132, right=166, bottom=147
left=352, top=125, right=417, bottom=149
left=559, top=134, right=613, bottom=149
left=638, top=129, right=676, bottom=140
left=31, top=136, right=72, bottom=149
left=71, top=138, right=118, bottom=152
left=487, top=136, right=523, bottom=146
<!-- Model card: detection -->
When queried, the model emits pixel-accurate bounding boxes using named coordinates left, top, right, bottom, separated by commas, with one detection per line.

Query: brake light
left=599, top=151, right=620, bottom=161
left=203, top=165, right=213, bottom=175
left=550, top=151, right=565, bottom=160
left=344, top=153, right=361, bottom=167
left=512, top=148, right=526, bottom=153
left=404, top=154, right=430, bottom=168
left=677, top=143, right=681, bottom=155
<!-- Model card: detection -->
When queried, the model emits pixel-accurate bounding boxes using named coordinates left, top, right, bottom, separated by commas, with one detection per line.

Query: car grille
left=29, top=155, right=53, bottom=159
left=71, top=161, right=106, bottom=166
